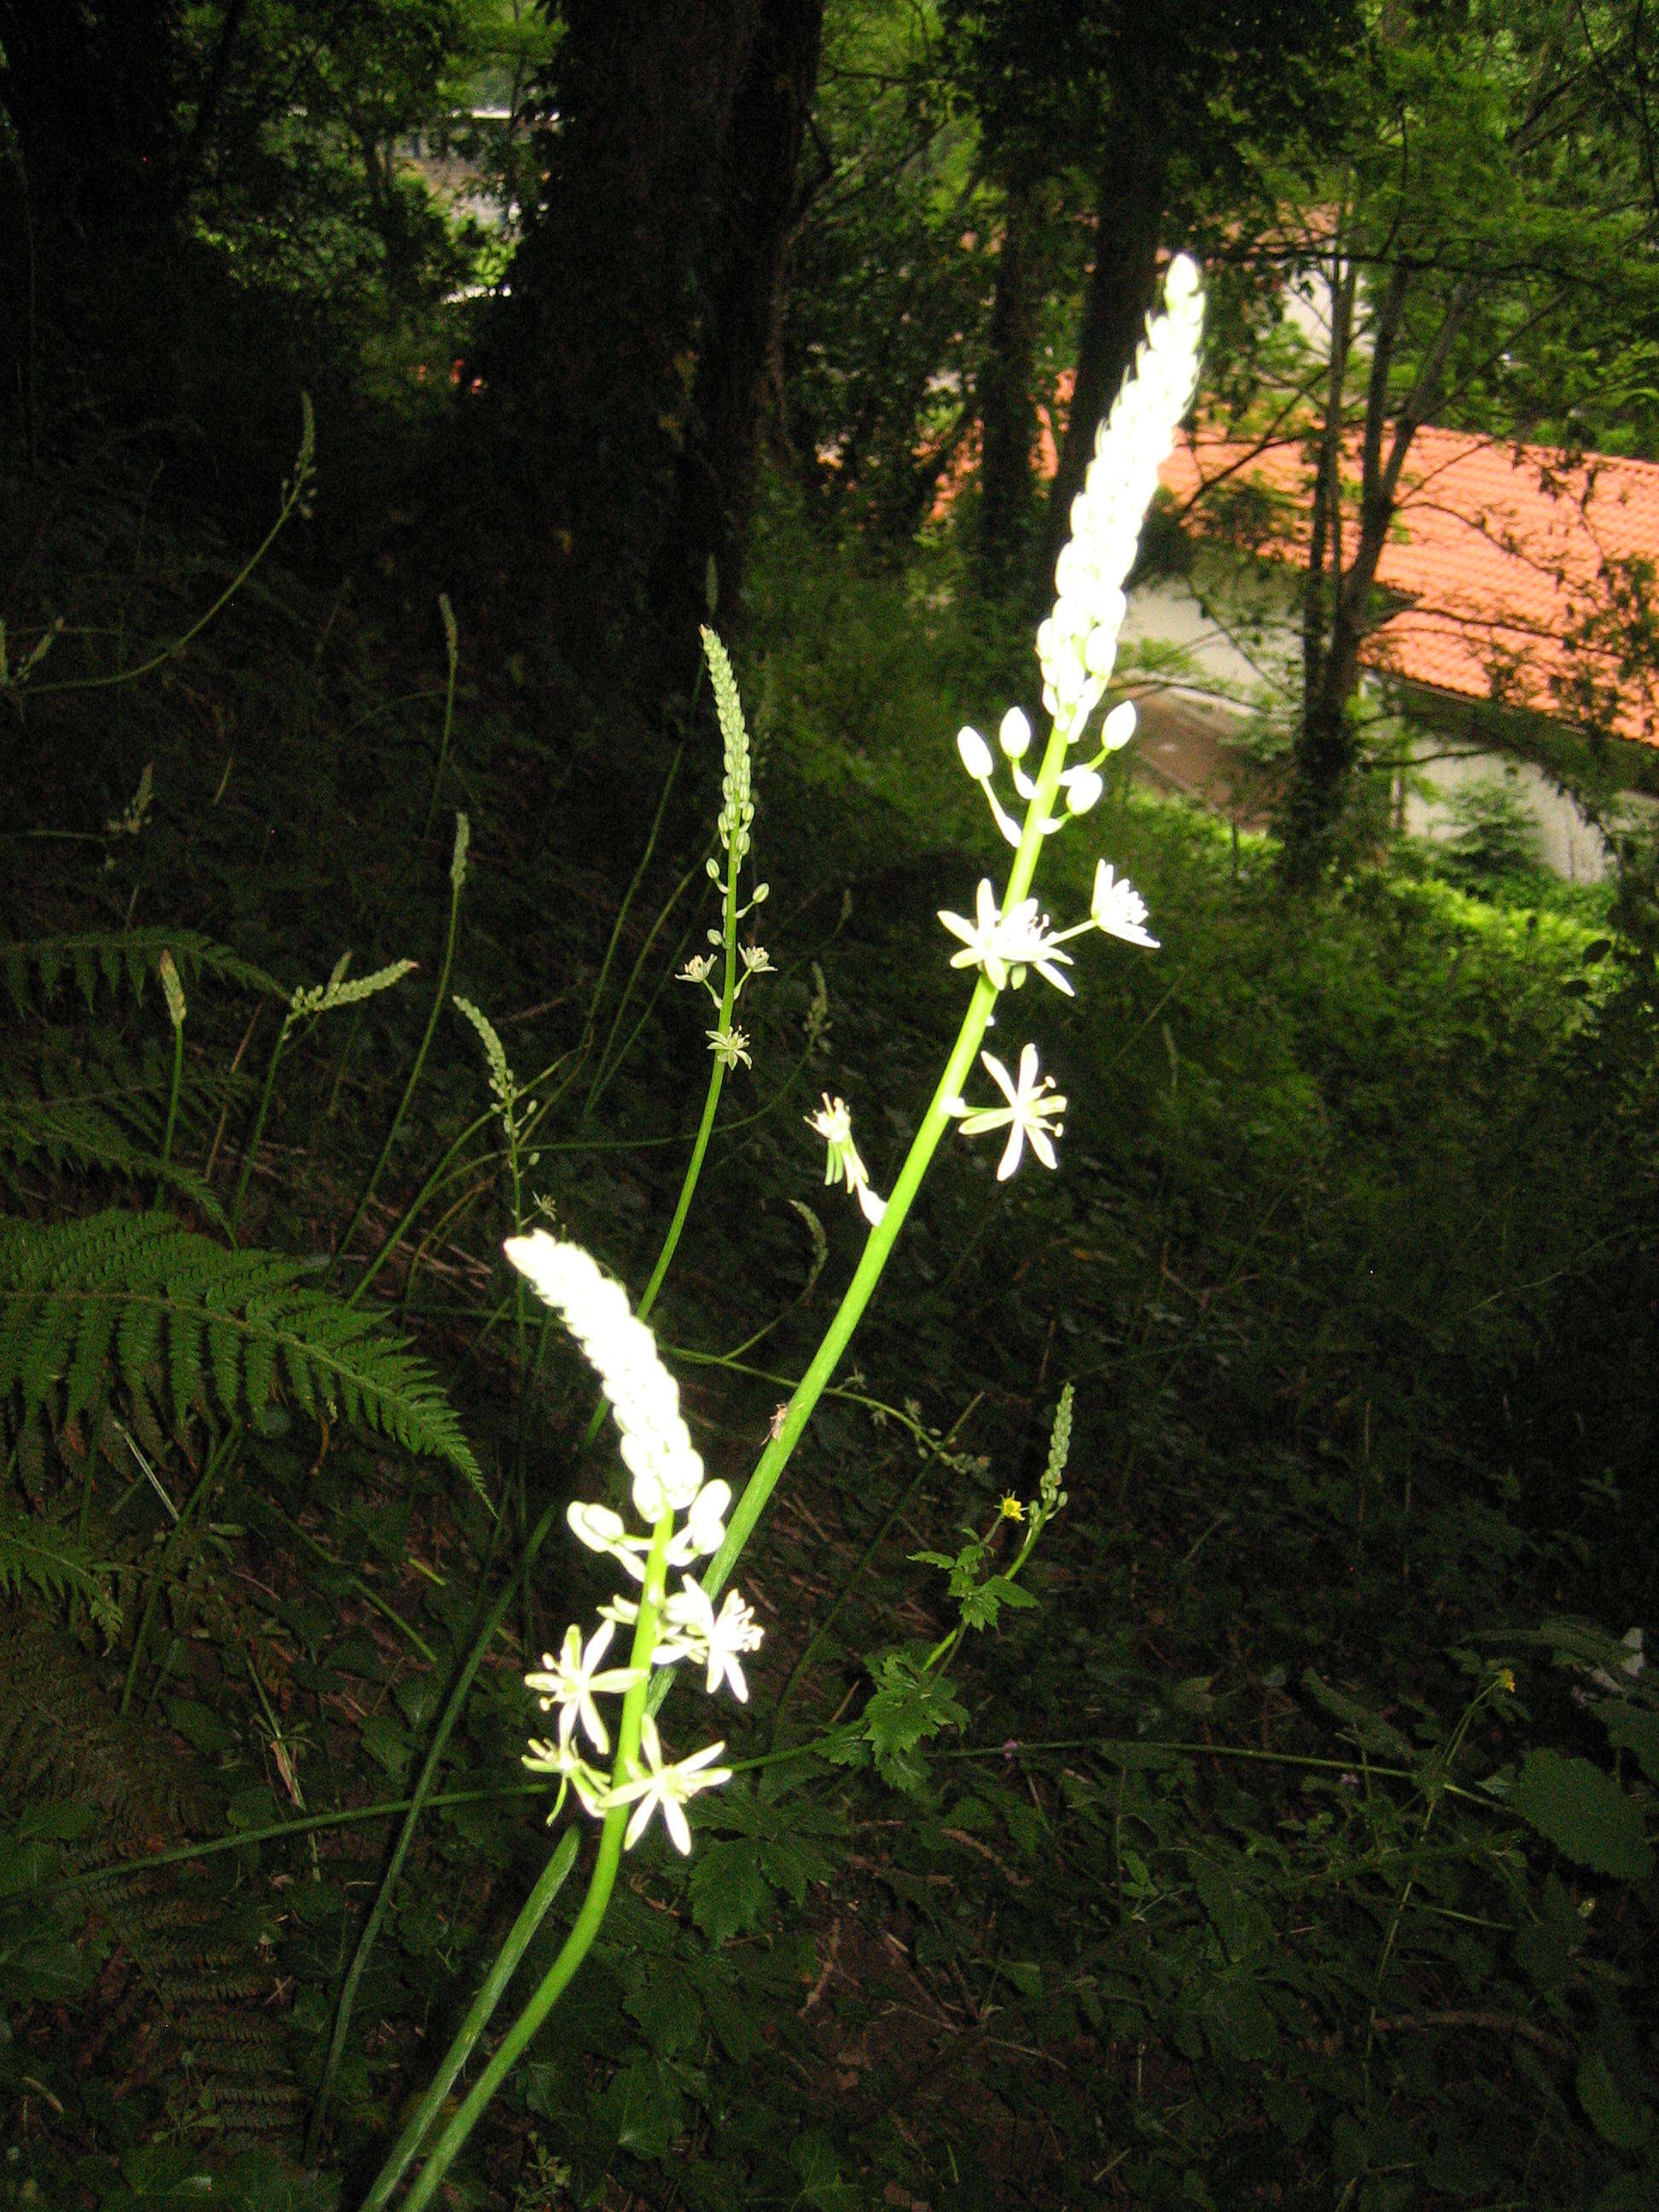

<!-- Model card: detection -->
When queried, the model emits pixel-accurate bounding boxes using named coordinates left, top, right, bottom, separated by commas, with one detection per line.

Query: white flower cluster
left=1038, top=253, right=1204, bottom=738
left=507, top=1233, right=703, bottom=1521
left=936, top=255, right=1202, bottom=1187
left=506, top=1231, right=761, bottom=1855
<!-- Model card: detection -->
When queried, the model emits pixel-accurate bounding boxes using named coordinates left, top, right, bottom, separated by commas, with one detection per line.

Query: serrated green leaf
left=1577, top=2048, right=1650, bottom=2151
left=689, top=1837, right=771, bottom=1944
left=1513, top=1749, right=1653, bottom=1879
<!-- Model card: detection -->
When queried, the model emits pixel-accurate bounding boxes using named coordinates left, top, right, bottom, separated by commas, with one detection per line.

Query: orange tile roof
left=1156, top=422, right=1659, bottom=746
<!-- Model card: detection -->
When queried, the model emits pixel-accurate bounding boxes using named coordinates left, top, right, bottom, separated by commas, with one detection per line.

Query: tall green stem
left=370, top=718, right=1078, bottom=2208
left=335, top=821, right=467, bottom=1272
left=229, top=1013, right=290, bottom=1235
left=154, top=1017, right=184, bottom=1208
left=371, top=1511, right=677, bottom=2212
left=418, top=596, right=460, bottom=850
left=702, top=710, right=1073, bottom=1601
left=636, top=820, right=742, bottom=1324
left=358, top=1829, right=579, bottom=2212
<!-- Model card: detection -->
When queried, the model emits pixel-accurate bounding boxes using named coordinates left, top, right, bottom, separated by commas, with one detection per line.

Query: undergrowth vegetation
left=2, top=396, right=1656, bottom=2212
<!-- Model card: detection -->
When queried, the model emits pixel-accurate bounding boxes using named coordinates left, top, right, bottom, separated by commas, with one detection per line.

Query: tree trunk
left=976, top=183, right=1041, bottom=592
left=658, top=0, right=825, bottom=636
left=489, top=1, right=765, bottom=655
left=1039, top=128, right=1169, bottom=591
left=1283, top=262, right=1476, bottom=874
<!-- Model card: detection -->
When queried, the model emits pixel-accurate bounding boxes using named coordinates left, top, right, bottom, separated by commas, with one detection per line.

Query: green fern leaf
left=0, top=1503, right=120, bottom=1633
left=0, top=1211, right=483, bottom=1497
left=2, top=929, right=281, bottom=1016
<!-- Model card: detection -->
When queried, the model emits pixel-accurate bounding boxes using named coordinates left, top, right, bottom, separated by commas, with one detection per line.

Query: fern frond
left=0, top=1615, right=209, bottom=1839
left=0, top=1086, right=225, bottom=1226
left=0, top=1500, right=120, bottom=1633
left=2, top=928, right=281, bottom=1016
left=0, top=1210, right=486, bottom=1498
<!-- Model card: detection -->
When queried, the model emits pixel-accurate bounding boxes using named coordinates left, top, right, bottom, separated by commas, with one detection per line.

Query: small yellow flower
left=999, top=1493, right=1025, bottom=1522
left=1496, top=1667, right=1516, bottom=1694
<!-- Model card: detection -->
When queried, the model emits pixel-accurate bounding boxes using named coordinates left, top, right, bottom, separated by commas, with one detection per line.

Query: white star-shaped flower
left=806, top=1092, right=887, bottom=1225
left=938, top=879, right=1074, bottom=995
left=608, top=1714, right=731, bottom=1855
left=937, top=878, right=1022, bottom=988
left=521, top=1731, right=609, bottom=1821
left=707, top=1025, right=752, bottom=1068
left=1090, top=861, right=1159, bottom=949
left=524, top=1621, right=645, bottom=1755
left=678, top=953, right=716, bottom=985
left=946, top=1043, right=1067, bottom=1180
left=663, top=1580, right=765, bottom=1702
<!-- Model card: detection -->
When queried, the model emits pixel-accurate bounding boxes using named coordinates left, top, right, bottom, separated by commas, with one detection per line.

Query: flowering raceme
left=939, top=254, right=1202, bottom=1187
left=504, top=1231, right=760, bottom=1853
left=1039, top=253, right=1204, bottom=739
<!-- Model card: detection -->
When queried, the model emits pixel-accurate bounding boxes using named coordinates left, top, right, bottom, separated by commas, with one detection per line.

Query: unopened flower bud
left=957, top=725, right=994, bottom=781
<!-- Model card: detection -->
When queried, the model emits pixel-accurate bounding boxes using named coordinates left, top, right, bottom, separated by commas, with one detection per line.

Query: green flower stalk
left=154, top=949, right=186, bottom=1206
left=230, top=952, right=416, bottom=1235
left=361, top=253, right=1204, bottom=2212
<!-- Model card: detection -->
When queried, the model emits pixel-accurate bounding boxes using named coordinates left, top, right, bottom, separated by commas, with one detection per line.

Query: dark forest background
left=1, top=6, right=1657, bottom=2211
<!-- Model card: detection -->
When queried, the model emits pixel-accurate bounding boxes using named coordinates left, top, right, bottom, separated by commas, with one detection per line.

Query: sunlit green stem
left=358, top=1829, right=579, bottom=2212
left=370, top=1512, right=677, bottom=2212
left=768, top=1395, right=982, bottom=1749
left=701, top=709, right=1074, bottom=1603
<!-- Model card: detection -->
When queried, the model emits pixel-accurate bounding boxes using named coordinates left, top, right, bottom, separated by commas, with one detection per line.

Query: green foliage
left=0, top=1209, right=483, bottom=1495
left=1, top=930, right=281, bottom=1019
left=0, top=1505, right=119, bottom=1634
